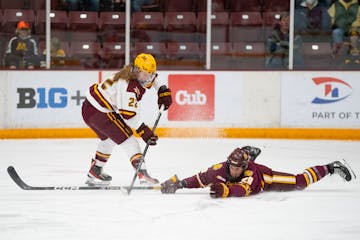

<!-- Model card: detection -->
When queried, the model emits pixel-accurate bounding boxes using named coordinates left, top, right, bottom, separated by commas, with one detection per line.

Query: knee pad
left=97, top=138, right=117, bottom=155
left=121, top=136, right=141, bottom=158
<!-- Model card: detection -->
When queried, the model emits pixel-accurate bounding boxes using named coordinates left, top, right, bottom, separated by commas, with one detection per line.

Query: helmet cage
left=133, top=66, right=157, bottom=88
left=227, top=148, right=249, bottom=169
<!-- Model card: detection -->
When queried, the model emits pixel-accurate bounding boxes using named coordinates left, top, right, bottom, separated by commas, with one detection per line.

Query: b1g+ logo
left=17, top=88, right=85, bottom=108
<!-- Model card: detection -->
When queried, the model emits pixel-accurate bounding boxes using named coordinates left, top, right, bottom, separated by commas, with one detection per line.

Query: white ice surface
left=1, top=138, right=360, bottom=240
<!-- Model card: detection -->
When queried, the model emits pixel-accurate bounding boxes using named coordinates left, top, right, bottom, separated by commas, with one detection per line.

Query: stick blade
left=342, top=159, right=357, bottom=180
left=7, top=166, right=32, bottom=190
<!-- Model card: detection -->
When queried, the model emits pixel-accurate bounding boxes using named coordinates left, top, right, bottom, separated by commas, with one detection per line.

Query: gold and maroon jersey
left=86, top=74, right=161, bottom=129
left=182, top=160, right=330, bottom=197
left=183, top=161, right=273, bottom=197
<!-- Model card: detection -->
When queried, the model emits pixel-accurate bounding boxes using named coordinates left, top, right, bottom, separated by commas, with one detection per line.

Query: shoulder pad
left=212, top=163, right=224, bottom=170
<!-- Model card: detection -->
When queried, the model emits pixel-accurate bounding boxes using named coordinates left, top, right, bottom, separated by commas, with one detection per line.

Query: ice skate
left=327, top=160, right=353, bottom=182
left=85, top=161, right=112, bottom=186
left=131, top=155, right=159, bottom=184
left=138, top=168, right=159, bottom=184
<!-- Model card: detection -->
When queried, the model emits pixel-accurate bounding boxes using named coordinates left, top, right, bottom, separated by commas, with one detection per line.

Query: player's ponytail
left=113, top=64, right=136, bottom=82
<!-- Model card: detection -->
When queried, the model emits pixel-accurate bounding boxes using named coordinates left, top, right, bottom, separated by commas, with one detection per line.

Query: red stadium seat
left=99, top=12, right=125, bottom=31
left=1, top=0, right=28, bottom=9
left=165, top=12, right=197, bottom=42
left=263, top=11, right=285, bottom=26
left=301, top=42, right=332, bottom=69
left=229, top=12, right=264, bottom=42
left=69, top=42, right=101, bottom=58
left=165, top=12, right=197, bottom=32
left=263, top=11, right=288, bottom=37
left=133, top=42, right=167, bottom=59
left=102, top=42, right=125, bottom=68
left=2, top=9, right=36, bottom=33
left=164, top=0, right=194, bottom=12
left=68, top=11, right=99, bottom=31
left=263, top=0, right=290, bottom=12
left=226, top=0, right=262, bottom=12
left=233, top=42, right=266, bottom=69
left=69, top=41, right=101, bottom=68
left=35, top=10, right=68, bottom=35
left=29, top=0, right=61, bottom=10
left=200, top=42, right=233, bottom=68
left=230, top=11, right=263, bottom=26
left=131, top=12, right=165, bottom=42
left=166, top=42, right=203, bottom=69
left=200, top=42, right=232, bottom=56
left=167, top=42, right=200, bottom=58
left=102, top=42, right=125, bottom=56
left=99, top=12, right=125, bottom=42
left=68, top=11, right=99, bottom=41
left=198, top=12, right=229, bottom=42
left=200, top=42, right=233, bottom=58
left=132, top=12, right=164, bottom=31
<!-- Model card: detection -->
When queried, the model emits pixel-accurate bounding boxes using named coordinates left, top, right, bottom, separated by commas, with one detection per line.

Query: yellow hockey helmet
left=134, top=53, right=157, bottom=74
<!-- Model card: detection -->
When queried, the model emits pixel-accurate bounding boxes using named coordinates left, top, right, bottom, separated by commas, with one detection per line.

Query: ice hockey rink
left=1, top=137, right=359, bottom=240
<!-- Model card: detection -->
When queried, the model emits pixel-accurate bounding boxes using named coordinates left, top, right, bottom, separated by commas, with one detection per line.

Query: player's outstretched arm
left=161, top=175, right=186, bottom=194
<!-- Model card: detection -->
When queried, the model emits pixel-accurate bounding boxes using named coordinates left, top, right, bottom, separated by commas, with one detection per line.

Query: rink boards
left=0, top=70, right=359, bottom=139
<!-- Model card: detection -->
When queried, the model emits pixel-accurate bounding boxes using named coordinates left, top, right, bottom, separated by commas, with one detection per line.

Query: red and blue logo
left=312, top=77, right=352, bottom=104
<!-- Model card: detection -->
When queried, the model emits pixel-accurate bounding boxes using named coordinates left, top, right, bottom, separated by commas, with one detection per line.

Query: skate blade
left=342, top=159, right=357, bottom=180
left=85, top=178, right=111, bottom=187
left=138, top=178, right=159, bottom=185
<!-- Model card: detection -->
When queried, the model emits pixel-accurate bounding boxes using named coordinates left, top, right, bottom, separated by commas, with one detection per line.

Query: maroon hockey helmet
left=227, top=148, right=250, bottom=169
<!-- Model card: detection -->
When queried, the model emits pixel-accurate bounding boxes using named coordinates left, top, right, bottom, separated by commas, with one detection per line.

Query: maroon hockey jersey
left=183, top=161, right=273, bottom=197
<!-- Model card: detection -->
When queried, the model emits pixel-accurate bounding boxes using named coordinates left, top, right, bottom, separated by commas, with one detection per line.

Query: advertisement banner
left=4, top=71, right=97, bottom=128
left=0, top=71, right=248, bottom=129
left=281, top=72, right=360, bottom=128
left=168, top=74, right=215, bottom=121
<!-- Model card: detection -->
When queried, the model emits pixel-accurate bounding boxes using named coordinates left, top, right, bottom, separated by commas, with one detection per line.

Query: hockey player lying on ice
left=161, top=146, right=355, bottom=198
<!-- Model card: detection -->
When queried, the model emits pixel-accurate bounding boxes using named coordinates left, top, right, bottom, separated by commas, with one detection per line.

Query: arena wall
left=0, top=70, right=359, bottom=140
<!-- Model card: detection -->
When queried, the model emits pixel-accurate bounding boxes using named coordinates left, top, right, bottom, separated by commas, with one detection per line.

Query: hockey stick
left=127, top=106, right=164, bottom=195
left=7, top=166, right=161, bottom=191
left=342, top=159, right=357, bottom=179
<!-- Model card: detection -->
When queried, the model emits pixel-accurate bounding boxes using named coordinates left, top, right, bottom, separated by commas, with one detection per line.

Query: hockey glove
left=136, top=123, right=158, bottom=145
left=210, top=182, right=229, bottom=198
left=241, top=146, right=261, bottom=161
left=157, top=85, right=172, bottom=110
left=161, top=175, right=185, bottom=194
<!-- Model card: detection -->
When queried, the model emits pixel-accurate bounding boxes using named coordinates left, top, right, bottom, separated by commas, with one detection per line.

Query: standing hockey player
left=82, top=53, right=172, bottom=186
left=161, top=146, right=355, bottom=198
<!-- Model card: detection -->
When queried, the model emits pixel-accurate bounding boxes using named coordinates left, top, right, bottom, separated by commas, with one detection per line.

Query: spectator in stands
left=41, top=37, right=66, bottom=68
left=320, top=0, right=333, bottom=8
left=328, top=0, right=360, bottom=56
left=60, top=0, right=79, bottom=10
left=131, top=0, right=156, bottom=12
left=61, top=0, right=99, bottom=11
left=296, top=0, right=333, bottom=8
left=4, top=21, right=40, bottom=69
left=113, top=0, right=126, bottom=11
left=342, top=28, right=360, bottom=68
left=295, top=0, right=331, bottom=35
left=266, top=13, right=304, bottom=69
left=82, top=0, right=100, bottom=11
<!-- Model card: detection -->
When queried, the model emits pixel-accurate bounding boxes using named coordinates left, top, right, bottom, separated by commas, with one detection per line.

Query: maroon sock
left=296, top=165, right=329, bottom=189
